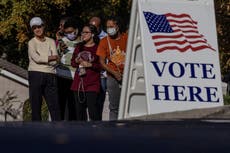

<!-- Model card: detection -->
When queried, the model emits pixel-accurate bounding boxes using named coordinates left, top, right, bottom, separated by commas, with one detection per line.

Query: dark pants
left=107, top=76, right=121, bottom=120
left=57, top=76, right=76, bottom=120
left=28, top=71, right=61, bottom=121
left=97, top=77, right=107, bottom=120
left=74, top=91, right=100, bottom=121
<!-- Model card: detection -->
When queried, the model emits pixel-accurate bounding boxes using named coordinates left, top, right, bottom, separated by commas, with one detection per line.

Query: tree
left=215, top=0, right=230, bottom=74
left=0, top=0, right=71, bottom=68
left=0, top=0, right=131, bottom=69
left=1, top=0, right=229, bottom=75
left=0, top=91, right=23, bottom=121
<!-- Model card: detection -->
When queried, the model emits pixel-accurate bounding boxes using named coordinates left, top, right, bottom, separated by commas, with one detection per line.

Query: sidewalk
left=102, top=92, right=109, bottom=121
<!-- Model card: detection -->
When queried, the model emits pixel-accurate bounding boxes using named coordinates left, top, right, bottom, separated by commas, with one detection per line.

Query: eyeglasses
left=81, top=31, right=91, bottom=35
left=32, top=25, right=42, bottom=30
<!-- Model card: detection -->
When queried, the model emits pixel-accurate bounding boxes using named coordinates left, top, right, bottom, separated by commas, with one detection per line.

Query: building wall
left=0, top=76, right=28, bottom=121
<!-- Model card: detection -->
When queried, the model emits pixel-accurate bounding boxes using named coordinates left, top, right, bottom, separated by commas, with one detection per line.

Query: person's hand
left=80, top=61, right=92, bottom=67
left=48, top=55, right=59, bottom=62
left=54, top=55, right=60, bottom=62
left=56, top=30, right=64, bottom=40
left=60, top=42, right=68, bottom=52
left=75, top=57, right=83, bottom=64
left=48, top=55, right=60, bottom=66
left=113, top=71, right=122, bottom=81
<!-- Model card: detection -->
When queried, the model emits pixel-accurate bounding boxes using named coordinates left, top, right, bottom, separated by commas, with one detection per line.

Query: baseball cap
left=30, top=17, right=43, bottom=28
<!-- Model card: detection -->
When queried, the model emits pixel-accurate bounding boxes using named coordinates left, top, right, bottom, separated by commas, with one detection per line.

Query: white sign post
left=119, top=0, right=223, bottom=119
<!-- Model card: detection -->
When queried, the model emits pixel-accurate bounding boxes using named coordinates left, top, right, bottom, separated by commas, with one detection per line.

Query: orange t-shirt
left=96, top=33, right=128, bottom=75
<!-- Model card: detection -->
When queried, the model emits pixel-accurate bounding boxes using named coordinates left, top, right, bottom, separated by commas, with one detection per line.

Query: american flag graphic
left=143, top=12, right=215, bottom=53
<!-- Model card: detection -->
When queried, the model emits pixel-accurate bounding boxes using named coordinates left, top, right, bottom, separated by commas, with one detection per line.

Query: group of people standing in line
left=27, top=15, right=128, bottom=121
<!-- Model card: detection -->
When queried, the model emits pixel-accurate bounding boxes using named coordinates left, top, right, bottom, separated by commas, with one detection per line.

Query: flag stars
left=143, top=11, right=173, bottom=33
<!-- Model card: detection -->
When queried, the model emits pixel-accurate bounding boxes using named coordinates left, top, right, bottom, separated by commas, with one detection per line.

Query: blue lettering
left=153, top=85, right=171, bottom=100
left=205, top=87, right=219, bottom=102
left=188, top=86, right=204, bottom=102
left=150, top=61, right=167, bottom=77
left=173, top=85, right=187, bottom=101
left=152, top=84, right=219, bottom=102
left=185, top=63, right=200, bottom=78
left=169, top=62, right=185, bottom=78
left=201, top=64, right=215, bottom=79
left=150, top=61, right=216, bottom=80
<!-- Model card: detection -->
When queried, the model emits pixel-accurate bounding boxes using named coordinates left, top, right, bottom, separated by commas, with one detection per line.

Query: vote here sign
left=138, top=0, right=223, bottom=114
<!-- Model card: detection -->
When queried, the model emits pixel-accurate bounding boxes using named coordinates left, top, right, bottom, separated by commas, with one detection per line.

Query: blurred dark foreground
left=0, top=120, right=230, bottom=153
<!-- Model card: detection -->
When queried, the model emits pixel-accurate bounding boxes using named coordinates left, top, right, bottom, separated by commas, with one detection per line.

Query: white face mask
left=66, top=32, right=77, bottom=41
left=107, top=27, right=117, bottom=36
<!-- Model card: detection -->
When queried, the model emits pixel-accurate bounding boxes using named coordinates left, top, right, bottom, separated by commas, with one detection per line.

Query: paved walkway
left=131, top=105, right=230, bottom=120
left=101, top=93, right=230, bottom=121
left=1, top=120, right=230, bottom=153
left=102, top=92, right=109, bottom=121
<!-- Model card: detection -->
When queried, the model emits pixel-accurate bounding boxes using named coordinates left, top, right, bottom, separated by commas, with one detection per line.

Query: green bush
left=224, top=95, right=230, bottom=105
left=23, top=98, right=49, bottom=121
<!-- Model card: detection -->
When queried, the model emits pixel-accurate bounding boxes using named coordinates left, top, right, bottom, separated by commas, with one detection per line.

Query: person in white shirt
left=28, top=17, right=61, bottom=121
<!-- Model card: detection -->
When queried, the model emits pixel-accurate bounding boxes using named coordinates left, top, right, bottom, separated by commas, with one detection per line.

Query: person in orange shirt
left=96, top=16, right=128, bottom=120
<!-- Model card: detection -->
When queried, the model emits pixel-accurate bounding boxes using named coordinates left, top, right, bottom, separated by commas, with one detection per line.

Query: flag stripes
left=143, top=12, right=215, bottom=53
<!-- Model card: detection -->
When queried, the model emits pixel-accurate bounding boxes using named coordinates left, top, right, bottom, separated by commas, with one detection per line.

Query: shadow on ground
left=0, top=119, right=230, bottom=153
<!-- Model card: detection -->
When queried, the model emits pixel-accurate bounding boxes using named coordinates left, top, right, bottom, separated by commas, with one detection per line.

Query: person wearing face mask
left=55, top=16, right=70, bottom=45
left=96, top=16, right=128, bottom=120
left=56, top=17, right=82, bottom=120
left=71, top=24, right=101, bottom=121
left=89, top=16, right=108, bottom=121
